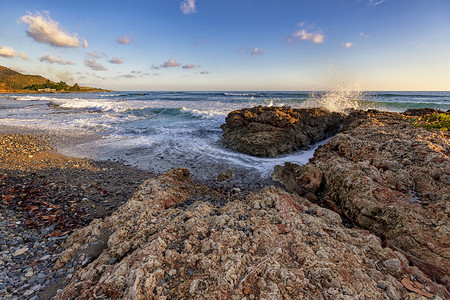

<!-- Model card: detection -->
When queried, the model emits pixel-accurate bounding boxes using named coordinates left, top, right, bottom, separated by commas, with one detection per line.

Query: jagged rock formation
left=221, top=106, right=344, bottom=157
left=273, top=109, right=450, bottom=291
left=53, top=168, right=448, bottom=299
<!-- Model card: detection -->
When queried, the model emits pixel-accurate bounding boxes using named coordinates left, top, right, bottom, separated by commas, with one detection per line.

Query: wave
left=369, top=92, right=450, bottom=99
left=180, top=107, right=228, bottom=119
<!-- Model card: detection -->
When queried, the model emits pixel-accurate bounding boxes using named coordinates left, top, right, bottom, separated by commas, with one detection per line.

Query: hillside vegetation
left=0, top=65, right=109, bottom=93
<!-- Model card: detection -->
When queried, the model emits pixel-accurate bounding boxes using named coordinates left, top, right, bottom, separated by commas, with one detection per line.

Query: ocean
left=1, top=91, right=449, bottom=187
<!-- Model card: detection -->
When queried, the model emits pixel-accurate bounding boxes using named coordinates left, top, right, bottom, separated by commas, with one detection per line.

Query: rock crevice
left=273, top=109, right=450, bottom=291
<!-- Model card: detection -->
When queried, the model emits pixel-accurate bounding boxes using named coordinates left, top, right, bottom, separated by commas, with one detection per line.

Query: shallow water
left=1, top=91, right=449, bottom=186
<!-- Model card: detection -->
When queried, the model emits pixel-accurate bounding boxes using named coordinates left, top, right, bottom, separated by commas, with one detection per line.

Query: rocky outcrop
left=221, top=106, right=344, bottom=157
left=52, top=168, right=448, bottom=299
left=273, top=109, right=450, bottom=291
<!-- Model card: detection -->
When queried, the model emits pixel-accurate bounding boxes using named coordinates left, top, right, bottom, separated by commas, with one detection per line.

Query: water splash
left=302, top=81, right=365, bottom=113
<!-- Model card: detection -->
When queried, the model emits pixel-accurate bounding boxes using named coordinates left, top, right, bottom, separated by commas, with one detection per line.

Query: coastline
left=0, top=127, right=256, bottom=299
left=0, top=107, right=448, bottom=299
left=0, top=89, right=113, bottom=94
left=0, top=130, right=152, bottom=299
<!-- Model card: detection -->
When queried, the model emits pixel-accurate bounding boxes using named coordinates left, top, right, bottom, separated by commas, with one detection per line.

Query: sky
left=1, top=0, right=449, bottom=91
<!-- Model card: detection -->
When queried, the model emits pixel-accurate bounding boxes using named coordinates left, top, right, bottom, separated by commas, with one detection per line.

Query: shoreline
left=0, top=90, right=113, bottom=94
left=0, top=128, right=259, bottom=299
left=1, top=107, right=448, bottom=299
left=0, top=131, right=153, bottom=299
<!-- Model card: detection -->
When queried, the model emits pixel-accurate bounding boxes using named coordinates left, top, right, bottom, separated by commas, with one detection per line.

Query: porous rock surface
left=221, top=106, right=344, bottom=157
left=53, top=168, right=447, bottom=299
left=273, top=109, right=450, bottom=291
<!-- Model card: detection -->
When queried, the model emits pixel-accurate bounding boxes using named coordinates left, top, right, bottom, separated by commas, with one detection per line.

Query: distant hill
left=0, top=66, right=49, bottom=90
left=0, top=65, right=110, bottom=93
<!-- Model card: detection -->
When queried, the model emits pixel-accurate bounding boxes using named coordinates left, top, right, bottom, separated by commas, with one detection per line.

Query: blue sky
left=1, top=0, right=449, bottom=91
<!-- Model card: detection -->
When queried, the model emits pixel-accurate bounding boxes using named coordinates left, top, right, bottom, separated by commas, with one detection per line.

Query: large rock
left=273, top=109, right=450, bottom=290
left=221, top=106, right=344, bottom=157
left=52, top=168, right=448, bottom=299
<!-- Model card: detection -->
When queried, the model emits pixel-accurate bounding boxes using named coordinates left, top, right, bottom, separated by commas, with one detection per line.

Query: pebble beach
left=0, top=132, right=153, bottom=299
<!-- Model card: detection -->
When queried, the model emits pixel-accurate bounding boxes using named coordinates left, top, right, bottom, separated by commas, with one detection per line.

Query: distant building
left=38, top=88, right=57, bottom=93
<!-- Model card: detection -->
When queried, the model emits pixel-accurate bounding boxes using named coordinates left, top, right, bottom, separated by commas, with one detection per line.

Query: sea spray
left=302, top=80, right=365, bottom=113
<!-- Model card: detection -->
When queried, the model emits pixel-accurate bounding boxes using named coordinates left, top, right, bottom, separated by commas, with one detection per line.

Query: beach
left=0, top=130, right=153, bottom=299
left=0, top=92, right=448, bottom=299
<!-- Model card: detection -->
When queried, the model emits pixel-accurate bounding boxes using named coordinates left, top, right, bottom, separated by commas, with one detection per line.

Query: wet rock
left=217, top=169, right=233, bottom=181
left=221, top=106, right=345, bottom=157
left=53, top=168, right=448, bottom=299
left=273, top=109, right=450, bottom=290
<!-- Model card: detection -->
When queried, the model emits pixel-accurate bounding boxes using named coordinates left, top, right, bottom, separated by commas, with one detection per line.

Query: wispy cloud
left=248, top=48, right=267, bottom=55
left=360, top=32, right=370, bottom=38
left=40, top=54, right=75, bottom=65
left=0, top=46, right=27, bottom=59
left=87, top=51, right=106, bottom=59
left=117, top=35, right=132, bottom=45
left=161, top=58, right=181, bottom=68
left=368, top=0, right=386, bottom=6
left=341, top=42, right=354, bottom=48
left=85, top=59, right=107, bottom=71
left=200, top=70, right=209, bottom=75
left=20, top=11, right=87, bottom=48
left=180, top=0, right=196, bottom=14
left=182, top=64, right=196, bottom=69
left=119, top=74, right=135, bottom=79
left=286, top=23, right=324, bottom=44
left=109, top=57, right=123, bottom=64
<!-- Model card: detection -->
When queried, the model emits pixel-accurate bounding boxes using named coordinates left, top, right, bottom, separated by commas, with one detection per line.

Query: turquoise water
left=0, top=91, right=448, bottom=185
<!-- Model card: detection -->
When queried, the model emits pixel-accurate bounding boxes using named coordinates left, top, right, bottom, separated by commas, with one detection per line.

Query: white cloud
left=368, top=0, right=386, bottom=6
left=117, top=35, right=132, bottom=45
left=287, top=29, right=324, bottom=44
left=109, top=57, right=123, bottom=64
left=200, top=70, right=209, bottom=74
left=286, top=23, right=325, bottom=44
left=0, top=46, right=27, bottom=59
left=182, top=64, right=196, bottom=69
left=40, top=54, right=75, bottom=65
left=180, top=0, right=196, bottom=14
left=85, top=59, right=107, bottom=71
left=161, top=58, right=181, bottom=68
left=20, top=11, right=86, bottom=48
left=0, top=46, right=17, bottom=58
left=248, top=48, right=267, bottom=55
left=341, top=42, right=354, bottom=48
left=360, top=32, right=370, bottom=38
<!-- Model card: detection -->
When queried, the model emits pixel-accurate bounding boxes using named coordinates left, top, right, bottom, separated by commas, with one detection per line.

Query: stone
left=383, top=259, right=401, bottom=273
left=273, top=109, right=450, bottom=290
left=221, top=106, right=344, bottom=157
left=217, top=169, right=233, bottom=181
left=52, top=168, right=448, bottom=299
left=12, top=247, right=28, bottom=257
left=25, top=270, right=34, bottom=278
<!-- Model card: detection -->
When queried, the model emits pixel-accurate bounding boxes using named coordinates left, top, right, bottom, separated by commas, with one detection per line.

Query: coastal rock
left=273, top=109, right=450, bottom=290
left=221, top=106, right=345, bottom=157
left=53, top=168, right=448, bottom=299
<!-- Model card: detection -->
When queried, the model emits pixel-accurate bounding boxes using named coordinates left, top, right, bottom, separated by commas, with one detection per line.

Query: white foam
left=181, top=107, right=229, bottom=119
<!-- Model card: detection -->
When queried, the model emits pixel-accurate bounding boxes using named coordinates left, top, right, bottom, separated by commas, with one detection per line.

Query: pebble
left=0, top=209, right=73, bottom=299
left=13, top=247, right=28, bottom=257
left=25, top=270, right=34, bottom=278
left=377, top=282, right=387, bottom=290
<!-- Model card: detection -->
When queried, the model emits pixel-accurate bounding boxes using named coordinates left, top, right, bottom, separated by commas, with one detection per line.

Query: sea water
left=0, top=91, right=449, bottom=186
